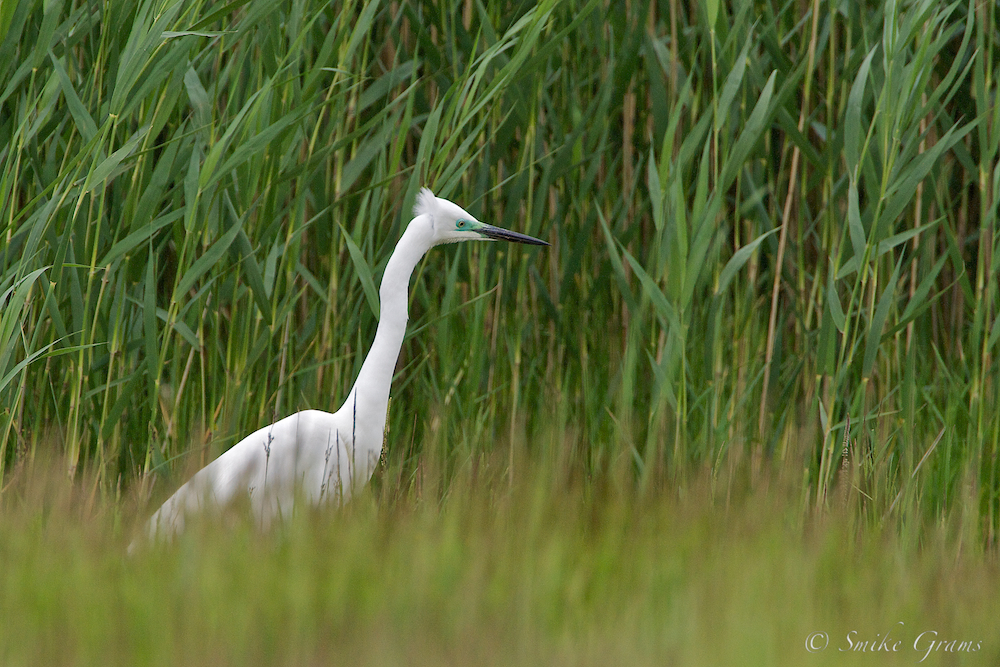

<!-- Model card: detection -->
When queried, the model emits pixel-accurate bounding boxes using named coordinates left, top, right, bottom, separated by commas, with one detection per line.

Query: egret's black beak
left=480, top=224, right=549, bottom=246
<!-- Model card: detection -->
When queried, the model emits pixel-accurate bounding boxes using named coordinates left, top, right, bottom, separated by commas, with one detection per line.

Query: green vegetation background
left=1, top=0, right=998, bottom=664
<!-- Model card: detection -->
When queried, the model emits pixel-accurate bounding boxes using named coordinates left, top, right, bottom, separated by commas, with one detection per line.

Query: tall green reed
left=0, top=0, right=997, bottom=543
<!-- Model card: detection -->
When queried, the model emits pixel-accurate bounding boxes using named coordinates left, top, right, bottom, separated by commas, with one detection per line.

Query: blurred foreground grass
left=1, top=450, right=997, bottom=666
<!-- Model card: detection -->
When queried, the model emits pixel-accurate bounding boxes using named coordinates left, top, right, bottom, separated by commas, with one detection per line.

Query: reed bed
left=1, top=0, right=998, bottom=662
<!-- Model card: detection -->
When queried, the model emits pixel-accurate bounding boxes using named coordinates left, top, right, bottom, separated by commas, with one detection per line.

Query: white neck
left=339, top=215, right=435, bottom=449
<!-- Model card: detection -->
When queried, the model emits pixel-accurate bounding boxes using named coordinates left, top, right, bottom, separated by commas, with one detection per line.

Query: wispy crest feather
left=414, top=187, right=438, bottom=219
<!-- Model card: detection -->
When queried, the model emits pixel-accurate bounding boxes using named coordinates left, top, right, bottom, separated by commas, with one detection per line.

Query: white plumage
left=140, top=188, right=547, bottom=542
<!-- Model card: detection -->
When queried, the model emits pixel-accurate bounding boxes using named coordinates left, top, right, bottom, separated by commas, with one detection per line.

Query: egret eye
left=457, top=220, right=466, bottom=228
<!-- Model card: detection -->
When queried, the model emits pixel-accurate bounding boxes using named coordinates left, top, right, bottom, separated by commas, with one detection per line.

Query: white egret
left=141, top=187, right=547, bottom=541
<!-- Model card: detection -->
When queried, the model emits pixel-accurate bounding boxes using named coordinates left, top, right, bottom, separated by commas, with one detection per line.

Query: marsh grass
left=1, top=0, right=999, bottom=662
left=2, top=0, right=997, bottom=532
left=1, top=450, right=998, bottom=666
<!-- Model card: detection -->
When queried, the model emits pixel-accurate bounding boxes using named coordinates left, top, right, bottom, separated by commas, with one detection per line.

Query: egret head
left=415, top=188, right=548, bottom=247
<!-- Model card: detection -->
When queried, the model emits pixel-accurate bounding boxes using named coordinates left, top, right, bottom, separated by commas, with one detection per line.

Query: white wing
left=144, top=408, right=380, bottom=541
